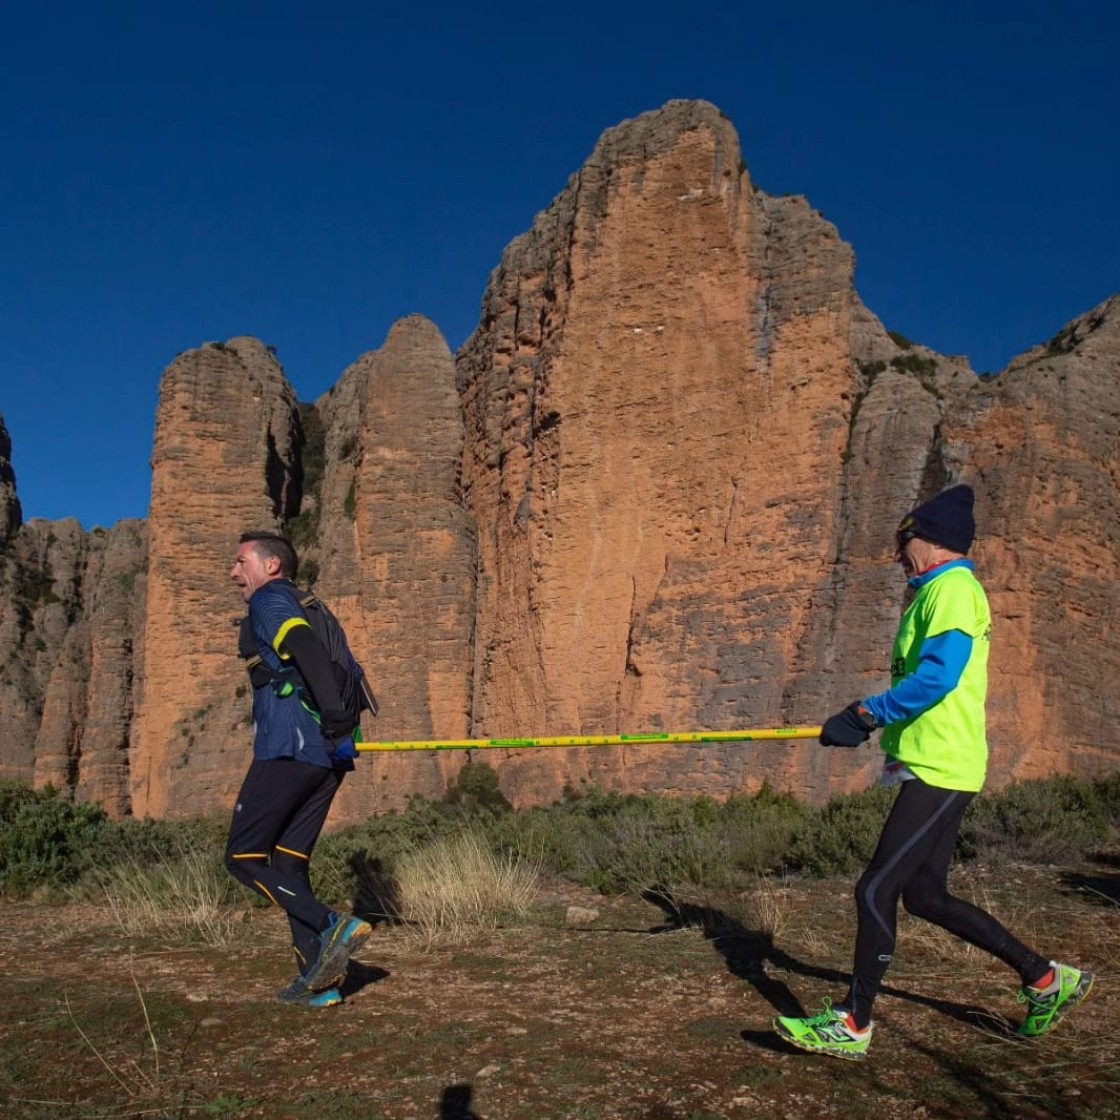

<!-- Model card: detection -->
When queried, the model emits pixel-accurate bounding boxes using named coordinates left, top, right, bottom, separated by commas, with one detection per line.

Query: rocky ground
left=2, top=857, right=1117, bottom=1119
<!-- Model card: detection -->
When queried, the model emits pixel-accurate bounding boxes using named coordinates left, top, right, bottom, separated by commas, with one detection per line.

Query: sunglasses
left=895, top=528, right=920, bottom=551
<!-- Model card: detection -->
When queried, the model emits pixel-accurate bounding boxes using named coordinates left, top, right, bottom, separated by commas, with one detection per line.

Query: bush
left=494, top=787, right=809, bottom=894
left=0, top=780, right=40, bottom=822
left=100, top=813, right=229, bottom=869
left=786, top=785, right=897, bottom=877
left=94, top=836, right=245, bottom=945
left=960, top=775, right=1110, bottom=863
left=445, top=760, right=513, bottom=813
left=1089, top=770, right=1120, bottom=829
left=890, top=352, right=938, bottom=378
left=491, top=791, right=713, bottom=894
left=312, top=796, right=469, bottom=912
left=2, top=770, right=1116, bottom=912
left=720, top=786, right=812, bottom=876
left=0, top=787, right=113, bottom=897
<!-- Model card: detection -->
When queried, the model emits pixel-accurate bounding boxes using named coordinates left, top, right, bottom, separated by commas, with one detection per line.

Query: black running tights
left=845, top=777, right=1050, bottom=1028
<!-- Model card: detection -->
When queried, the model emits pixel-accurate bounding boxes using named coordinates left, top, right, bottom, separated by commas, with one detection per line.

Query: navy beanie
left=898, top=485, right=975, bottom=554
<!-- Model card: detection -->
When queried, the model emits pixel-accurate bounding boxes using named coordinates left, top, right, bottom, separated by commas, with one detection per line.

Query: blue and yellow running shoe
left=1017, top=962, right=1094, bottom=1037
left=774, top=999, right=872, bottom=1061
left=304, top=913, right=372, bottom=992
left=276, top=974, right=343, bottom=1008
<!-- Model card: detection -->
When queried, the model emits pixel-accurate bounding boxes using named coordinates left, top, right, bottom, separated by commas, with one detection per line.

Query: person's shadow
left=439, top=1084, right=482, bottom=1119
left=1061, top=850, right=1120, bottom=908
left=334, top=853, right=398, bottom=997
left=339, top=959, right=389, bottom=998
left=640, top=884, right=1003, bottom=1052
left=350, top=852, right=403, bottom=927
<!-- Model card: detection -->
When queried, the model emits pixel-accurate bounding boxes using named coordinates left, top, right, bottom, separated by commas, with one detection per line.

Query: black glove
left=820, top=702, right=877, bottom=748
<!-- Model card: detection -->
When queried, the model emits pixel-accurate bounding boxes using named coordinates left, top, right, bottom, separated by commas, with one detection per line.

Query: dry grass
left=894, top=871, right=1053, bottom=962
left=739, top=875, right=795, bottom=942
left=91, top=845, right=248, bottom=947
left=396, top=829, right=540, bottom=945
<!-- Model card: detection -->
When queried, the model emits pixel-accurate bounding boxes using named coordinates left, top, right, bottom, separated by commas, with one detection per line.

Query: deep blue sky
left=3, top=1, right=1117, bottom=529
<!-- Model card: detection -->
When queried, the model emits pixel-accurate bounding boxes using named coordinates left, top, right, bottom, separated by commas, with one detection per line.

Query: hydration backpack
left=239, top=588, right=379, bottom=730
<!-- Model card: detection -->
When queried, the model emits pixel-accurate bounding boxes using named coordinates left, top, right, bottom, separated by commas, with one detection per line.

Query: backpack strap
left=238, top=614, right=299, bottom=697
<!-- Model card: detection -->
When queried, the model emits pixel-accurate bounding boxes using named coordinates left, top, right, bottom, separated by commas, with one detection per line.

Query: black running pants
left=845, top=777, right=1050, bottom=1028
left=225, top=758, right=345, bottom=976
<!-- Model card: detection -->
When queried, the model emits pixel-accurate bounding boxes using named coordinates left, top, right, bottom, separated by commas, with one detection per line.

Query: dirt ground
left=2, top=857, right=1117, bottom=1120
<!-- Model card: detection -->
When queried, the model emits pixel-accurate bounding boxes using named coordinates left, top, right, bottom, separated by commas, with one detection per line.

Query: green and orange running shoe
left=774, top=999, right=872, bottom=1061
left=1017, top=962, right=1094, bottom=1038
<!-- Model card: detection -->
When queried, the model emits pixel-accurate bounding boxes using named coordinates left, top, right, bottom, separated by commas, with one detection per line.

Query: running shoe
left=774, top=999, right=872, bottom=1061
left=1017, top=962, right=1094, bottom=1038
left=304, top=913, right=372, bottom=992
left=276, top=974, right=343, bottom=1008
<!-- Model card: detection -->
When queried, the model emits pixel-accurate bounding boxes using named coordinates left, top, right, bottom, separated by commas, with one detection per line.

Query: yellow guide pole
left=355, top=727, right=822, bottom=753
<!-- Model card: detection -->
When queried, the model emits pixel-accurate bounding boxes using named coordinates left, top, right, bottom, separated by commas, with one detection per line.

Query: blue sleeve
left=862, top=630, right=973, bottom=726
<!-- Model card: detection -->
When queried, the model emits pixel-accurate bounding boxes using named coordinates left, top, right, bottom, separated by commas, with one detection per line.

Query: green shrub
left=445, top=760, right=513, bottom=813
left=0, top=787, right=113, bottom=896
left=1091, top=771, right=1120, bottom=829
left=494, top=787, right=808, bottom=894
left=890, top=352, right=938, bottom=377
left=100, top=813, right=229, bottom=870
left=960, top=775, right=1110, bottom=863
left=0, top=780, right=40, bottom=822
left=786, top=785, right=897, bottom=876
left=720, top=786, right=812, bottom=875
left=3, top=770, right=1115, bottom=910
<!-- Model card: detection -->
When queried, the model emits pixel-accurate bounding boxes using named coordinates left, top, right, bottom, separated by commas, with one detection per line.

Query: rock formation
left=293, top=315, right=475, bottom=819
left=0, top=415, right=20, bottom=551
left=458, top=100, right=977, bottom=802
left=943, top=302, right=1120, bottom=782
left=0, top=508, right=145, bottom=814
left=1, top=100, right=1118, bottom=822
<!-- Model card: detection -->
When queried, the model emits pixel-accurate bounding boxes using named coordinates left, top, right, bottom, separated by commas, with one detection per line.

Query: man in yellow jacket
left=775, top=485, right=1094, bottom=1060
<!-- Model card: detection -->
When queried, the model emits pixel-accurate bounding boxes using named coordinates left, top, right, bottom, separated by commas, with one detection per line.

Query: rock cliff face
left=457, top=100, right=979, bottom=803
left=121, top=319, right=472, bottom=819
left=942, top=303, right=1120, bottom=783
left=0, top=416, right=20, bottom=551
left=1, top=100, right=1118, bottom=822
left=301, top=316, right=475, bottom=818
left=0, top=511, right=145, bottom=814
left=131, top=338, right=302, bottom=818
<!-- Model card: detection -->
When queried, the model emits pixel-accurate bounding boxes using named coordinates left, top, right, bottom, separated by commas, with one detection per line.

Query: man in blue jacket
left=226, top=531, right=371, bottom=1008
left=775, top=485, right=1093, bottom=1059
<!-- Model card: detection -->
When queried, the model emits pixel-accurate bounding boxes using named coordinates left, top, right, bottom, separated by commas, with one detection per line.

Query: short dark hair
left=239, top=532, right=299, bottom=580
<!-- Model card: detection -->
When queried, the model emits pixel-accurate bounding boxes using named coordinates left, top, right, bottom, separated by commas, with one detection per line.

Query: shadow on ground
left=641, top=885, right=998, bottom=1031
left=439, top=1083, right=482, bottom=1119
left=1061, top=850, right=1120, bottom=908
